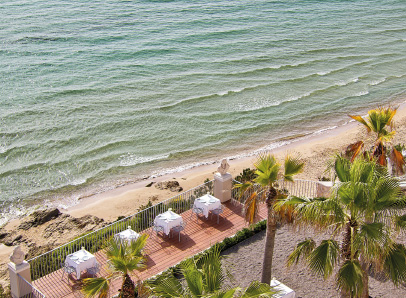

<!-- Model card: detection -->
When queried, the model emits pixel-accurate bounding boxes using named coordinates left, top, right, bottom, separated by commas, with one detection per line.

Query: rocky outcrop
left=26, top=244, right=56, bottom=260
left=155, top=180, right=183, bottom=192
left=43, top=214, right=105, bottom=238
left=18, top=208, right=61, bottom=230
left=1, top=232, right=27, bottom=246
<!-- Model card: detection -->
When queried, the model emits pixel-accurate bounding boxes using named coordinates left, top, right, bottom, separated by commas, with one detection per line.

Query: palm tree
left=347, top=107, right=404, bottom=174
left=82, top=233, right=149, bottom=298
left=283, top=156, right=406, bottom=298
left=145, top=247, right=275, bottom=297
left=235, top=153, right=304, bottom=284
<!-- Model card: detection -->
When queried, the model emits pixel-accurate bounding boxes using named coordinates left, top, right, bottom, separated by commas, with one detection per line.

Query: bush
left=0, top=284, right=11, bottom=298
left=235, top=168, right=258, bottom=183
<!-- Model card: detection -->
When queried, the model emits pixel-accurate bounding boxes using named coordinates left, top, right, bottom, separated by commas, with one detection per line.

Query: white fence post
left=8, top=246, right=32, bottom=298
left=214, top=159, right=232, bottom=203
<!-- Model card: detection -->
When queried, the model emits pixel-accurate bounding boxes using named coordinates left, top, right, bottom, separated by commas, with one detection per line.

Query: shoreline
left=64, top=100, right=406, bottom=222
left=1, top=101, right=406, bottom=288
left=63, top=116, right=362, bottom=221
left=2, top=100, right=406, bottom=227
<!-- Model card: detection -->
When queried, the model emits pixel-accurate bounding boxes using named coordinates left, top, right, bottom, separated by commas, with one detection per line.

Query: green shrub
left=235, top=168, right=258, bottom=183
left=0, top=285, right=11, bottom=298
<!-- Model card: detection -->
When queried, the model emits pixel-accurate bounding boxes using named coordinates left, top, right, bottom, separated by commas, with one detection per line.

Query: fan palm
left=146, top=247, right=275, bottom=297
left=283, top=156, right=406, bottom=298
left=234, top=153, right=304, bottom=283
left=82, top=233, right=149, bottom=298
left=347, top=107, right=404, bottom=174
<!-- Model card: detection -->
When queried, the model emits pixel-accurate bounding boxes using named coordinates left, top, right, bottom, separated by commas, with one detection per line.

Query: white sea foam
left=354, top=90, right=369, bottom=97
left=119, top=153, right=169, bottom=167
left=369, top=78, right=386, bottom=86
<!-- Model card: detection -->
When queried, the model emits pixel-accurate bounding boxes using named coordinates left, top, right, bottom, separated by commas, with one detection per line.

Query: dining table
left=193, top=193, right=221, bottom=218
left=114, top=226, right=140, bottom=243
left=154, top=210, right=184, bottom=236
left=65, top=248, right=97, bottom=279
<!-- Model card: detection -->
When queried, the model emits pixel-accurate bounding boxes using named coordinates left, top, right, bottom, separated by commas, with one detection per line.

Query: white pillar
left=8, top=261, right=32, bottom=298
left=316, top=181, right=333, bottom=198
left=214, top=172, right=232, bottom=203
left=214, top=159, right=233, bottom=203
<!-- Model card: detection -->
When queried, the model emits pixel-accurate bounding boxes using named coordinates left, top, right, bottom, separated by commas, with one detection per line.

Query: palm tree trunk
left=261, top=202, right=277, bottom=284
left=120, top=273, right=135, bottom=298
left=360, top=258, right=369, bottom=298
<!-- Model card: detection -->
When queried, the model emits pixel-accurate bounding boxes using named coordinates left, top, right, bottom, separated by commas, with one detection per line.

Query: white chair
left=210, top=205, right=224, bottom=224
left=87, top=262, right=100, bottom=277
left=152, top=223, right=164, bottom=237
left=191, top=204, right=204, bottom=221
left=171, top=222, right=186, bottom=242
left=61, top=261, right=76, bottom=281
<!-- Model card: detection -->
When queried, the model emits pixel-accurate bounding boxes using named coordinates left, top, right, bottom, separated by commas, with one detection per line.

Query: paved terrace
left=32, top=200, right=267, bottom=298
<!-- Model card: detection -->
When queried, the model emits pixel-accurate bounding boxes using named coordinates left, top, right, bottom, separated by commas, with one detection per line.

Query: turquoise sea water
left=1, top=0, right=406, bottom=225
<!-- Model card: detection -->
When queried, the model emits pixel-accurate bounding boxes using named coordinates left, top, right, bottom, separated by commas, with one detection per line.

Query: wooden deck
left=32, top=201, right=267, bottom=298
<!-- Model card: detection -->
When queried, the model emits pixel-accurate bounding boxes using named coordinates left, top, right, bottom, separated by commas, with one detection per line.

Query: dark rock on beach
left=18, top=208, right=62, bottom=230
left=3, top=234, right=24, bottom=246
left=26, top=244, right=56, bottom=260
left=0, top=232, right=9, bottom=241
left=43, top=214, right=105, bottom=238
left=155, top=180, right=183, bottom=192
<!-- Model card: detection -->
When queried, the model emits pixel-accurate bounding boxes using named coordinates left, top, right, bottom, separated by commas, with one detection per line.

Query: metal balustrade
left=232, top=179, right=319, bottom=201
left=27, top=178, right=319, bottom=282
left=27, top=180, right=213, bottom=281
left=14, top=274, right=45, bottom=298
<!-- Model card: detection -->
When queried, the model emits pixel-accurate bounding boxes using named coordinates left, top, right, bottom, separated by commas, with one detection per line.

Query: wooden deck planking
left=33, top=201, right=267, bottom=298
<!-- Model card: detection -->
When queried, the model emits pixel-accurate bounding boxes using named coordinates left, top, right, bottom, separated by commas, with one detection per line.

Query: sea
left=1, top=0, right=405, bottom=226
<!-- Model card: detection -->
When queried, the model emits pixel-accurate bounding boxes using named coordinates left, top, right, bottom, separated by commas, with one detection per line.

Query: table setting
left=154, top=209, right=184, bottom=236
left=65, top=247, right=97, bottom=279
left=114, top=226, right=140, bottom=243
left=193, top=193, right=221, bottom=218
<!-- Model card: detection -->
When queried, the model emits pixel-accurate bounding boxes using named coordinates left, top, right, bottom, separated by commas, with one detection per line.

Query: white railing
left=232, top=179, right=319, bottom=202
left=14, top=274, right=45, bottom=298
left=27, top=178, right=319, bottom=281
left=28, top=180, right=213, bottom=281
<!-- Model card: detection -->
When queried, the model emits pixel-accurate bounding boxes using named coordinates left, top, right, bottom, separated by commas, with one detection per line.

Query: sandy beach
left=64, top=101, right=406, bottom=222
left=1, top=101, right=406, bottom=292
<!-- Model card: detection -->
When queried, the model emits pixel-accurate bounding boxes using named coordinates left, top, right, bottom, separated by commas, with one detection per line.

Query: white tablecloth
left=154, top=210, right=183, bottom=236
left=65, top=249, right=97, bottom=279
left=270, top=279, right=295, bottom=298
left=114, top=227, right=140, bottom=243
left=194, top=194, right=221, bottom=218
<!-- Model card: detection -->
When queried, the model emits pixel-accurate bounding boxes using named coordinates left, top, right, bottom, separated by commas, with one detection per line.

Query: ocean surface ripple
left=1, top=0, right=405, bottom=225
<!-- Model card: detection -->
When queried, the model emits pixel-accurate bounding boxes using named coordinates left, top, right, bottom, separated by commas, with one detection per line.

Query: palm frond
left=207, top=288, right=238, bottom=298
left=183, top=269, right=204, bottom=297
left=394, top=214, right=406, bottom=232
left=308, top=240, right=339, bottom=279
left=334, top=155, right=351, bottom=182
left=145, top=272, right=183, bottom=298
left=283, top=155, right=304, bottom=182
left=240, top=280, right=275, bottom=297
left=287, top=238, right=316, bottom=266
left=383, top=243, right=406, bottom=286
left=253, top=154, right=280, bottom=186
left=82, top=277, right=110, bottom=298
left=244, top=192, right=260, bottom=224
left=336, top=260, right=364, bottom=298
left=349, top=115, right=370, bottom=132
left=199, top=248, right=225, bottom=292
left=391, top=148, right=405, bottom=174
left=346, top=141, right=364, bottom=162
left=129, top=233, right=149, bottom=257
